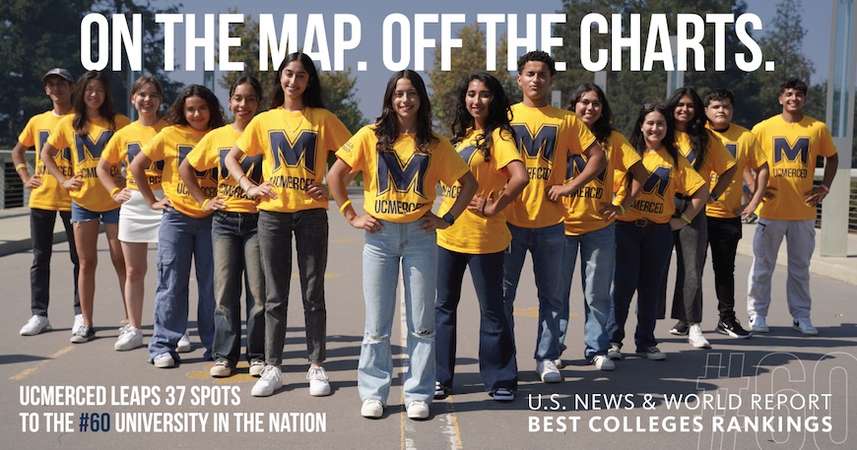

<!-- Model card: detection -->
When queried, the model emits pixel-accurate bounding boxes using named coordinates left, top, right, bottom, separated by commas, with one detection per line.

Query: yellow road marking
left=514, top=306, right=539, bottom=318
left=9, top=345, right=75, bottom=381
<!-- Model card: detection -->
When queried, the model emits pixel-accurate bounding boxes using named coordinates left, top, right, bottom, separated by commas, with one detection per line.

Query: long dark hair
left=164, top=84, right=225, bottom=130
left=629, top=102, right=679, bottom=164
left=374, top=70, right=435, bottom=154
left=270, top=52, right=324, bottom=109
left=450, top=72, right=515, bottom=162
left=72, top=70, right=116, bottom=134
left=568, top=83, right=612, bottom=145
left=666, top=87, right=709, bottom=171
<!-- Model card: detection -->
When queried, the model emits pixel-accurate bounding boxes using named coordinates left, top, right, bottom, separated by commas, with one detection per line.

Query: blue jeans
left=503, top=223, right=565, bottom=361
left=71, top=202, right=119, bottom=224
left=211, top=211, right=265, bottom=366
left=359, top=220, right=437, bottom=404
left=435, top=247, right=517, bottom=393
left=558, top=224, right=615, bottom=361
left=148, top=207, right=215, bottom=362
left=610, top=221, right=673, bottom=352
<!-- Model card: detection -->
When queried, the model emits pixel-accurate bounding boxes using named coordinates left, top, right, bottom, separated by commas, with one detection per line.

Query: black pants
left=662, top=213, right=707, bottom=323
left=706, top=216, right=742, bottom=321
left=30, top=208, right=80, bottom=317
left=258, top=209, right=328, bottom=366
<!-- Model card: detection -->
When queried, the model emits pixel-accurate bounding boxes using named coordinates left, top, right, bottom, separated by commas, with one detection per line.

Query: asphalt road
left=2, top=198, right=855, bottom=450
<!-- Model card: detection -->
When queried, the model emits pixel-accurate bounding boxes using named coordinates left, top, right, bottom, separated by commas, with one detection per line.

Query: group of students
left=14, top=50, right=838, bottom=421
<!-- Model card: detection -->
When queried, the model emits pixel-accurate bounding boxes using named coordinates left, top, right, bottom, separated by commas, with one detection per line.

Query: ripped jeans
left=358, top=219, right=437, bottom=405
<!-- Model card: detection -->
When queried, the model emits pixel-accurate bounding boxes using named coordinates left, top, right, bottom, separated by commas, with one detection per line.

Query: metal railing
left=814, top=168, right=857, bottom=233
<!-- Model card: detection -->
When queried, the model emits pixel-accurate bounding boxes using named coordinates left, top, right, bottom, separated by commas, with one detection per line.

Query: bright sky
left=152, top=0, right=833, bottom=118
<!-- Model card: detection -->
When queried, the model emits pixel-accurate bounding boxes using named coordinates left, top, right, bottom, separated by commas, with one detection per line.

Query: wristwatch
left=442, top=212, right=456, bottom=225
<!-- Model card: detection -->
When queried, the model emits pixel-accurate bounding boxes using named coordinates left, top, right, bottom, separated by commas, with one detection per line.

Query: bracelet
left=201, top=198, right=211, bottom=210
left=680, top=213, right=693, bottom=225
left=110, top=187, right=122, bottom=197
left=617, top=204, right=626, bottom=215
left=339, top=199, right=353, bottom=216
left=817, top=184, right=830, bottom=193
left=15, top=163, right=27, bottom=172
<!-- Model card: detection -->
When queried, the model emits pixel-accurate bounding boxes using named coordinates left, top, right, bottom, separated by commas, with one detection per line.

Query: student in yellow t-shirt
left=328, top=70, right=476, bottom=420
left=664, top=87, right=736, bottom=350
left=557, top=83, right=649, bottom=371
left=225, top=54, right=352, bottom=398
left=130, top=85, right=225, bottom=369
left=96, top=76, right=166, bottom=352
left=433, top=73, right=528, bottom=403
left=503, top=51, right=605, bottom=384
left=180, top=76, right=266, bottom=380
left=41, top=71, right=130, bottom=344
left=703, top=89, right=770, bottom=339
left=610, top=103, right=709, bottom=361
left=747, top=79, right=838, bottom=336
left=14, top=68, right=81, bottom=337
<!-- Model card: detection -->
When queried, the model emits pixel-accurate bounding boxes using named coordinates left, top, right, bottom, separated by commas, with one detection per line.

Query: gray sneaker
left=69, top=326, right=95, bottom=343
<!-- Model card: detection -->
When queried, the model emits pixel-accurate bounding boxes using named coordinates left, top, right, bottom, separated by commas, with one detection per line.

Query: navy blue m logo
left=377, top=152, right=430, bottom=197
left=642, top=166, right=671, bottom=197
left=773, top=137, right=808, bottom=165
left=74, top=130, right=113, bottom=161
left=567, top=154, right=606, bottom=183
left=268, top=130, right=318, bottom=173
left=219, top=148, right=262, bottom=183
left=511, top=124, right=558, bottom=162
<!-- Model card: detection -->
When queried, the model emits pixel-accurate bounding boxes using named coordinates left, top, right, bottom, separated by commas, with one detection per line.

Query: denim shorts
left=71, top=202, right=120, bottom=224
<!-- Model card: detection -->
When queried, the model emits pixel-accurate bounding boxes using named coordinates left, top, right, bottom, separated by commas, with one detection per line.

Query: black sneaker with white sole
left=434, top=382, right=451, bottom=400
left=669, top=320, right=688, bottom=336
left=716, top=318, right=751, bottom=338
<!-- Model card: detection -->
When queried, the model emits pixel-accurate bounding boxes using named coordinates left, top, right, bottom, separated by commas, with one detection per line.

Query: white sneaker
left=72, top=314, right=84, bottom=335
left=607, top=343, right=624, bottom=360
left=750, top=315, right=769, bottom=333
left=19, top=315, right=51, bottom=336
left=406, top=400, right=430, bottom=420
left=307, top=366, right=331, bottom=396
left=360, top=399, right=384, bottom=419
left=536, top=359, right=563, bottom=383
left=114, top=327, right=144, bottom=351
left=592, top=355, right=616, bottom=371
left=176, top=334, right=192, bottom=353
left=249, top=359, right=265, bottom=377
left=688, top=323, right=711, bottom=349
left=153, top=353, right=175, bottom=368
left=553, top=358, right=565, bottom=369
left=793, top=318, right=818, bottom=335
left=251, top=365, right=282, bottom=397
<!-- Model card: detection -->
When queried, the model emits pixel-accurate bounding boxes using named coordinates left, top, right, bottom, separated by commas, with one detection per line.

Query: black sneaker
left=716, top=318, right=752, bottom=339
left=69, top=325, right=95, bottom=343
left=434, top=382, right=451, bottom=400
left=669, top=321, right=688, bottom=336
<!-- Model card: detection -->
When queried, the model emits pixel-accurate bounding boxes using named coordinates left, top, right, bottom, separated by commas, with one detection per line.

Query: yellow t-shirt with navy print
left=18, top=111, right=74, bottom=211
left=507, top=103, right=597, bottom=228
left=186, top=124, right=260, bottom=214
left=336, top=125, right=469, bottom=224
left=563, top=130, right=641, bottom=235
left=617, top=147, right=706, bottom=224
left=142, top=125, right=217, bottom=218
left=235, top=107, right=351, bottom=213
left=675, top=130, right=736, bottom=192
left=101, top=120, right=166, bottom=191
left=751, top=114, right=837, bottom=221
left=47, top=114, right=130, bottom=212
left=705, top=123, right=761, bottom=219
left=437, top=128, right=523, bottom=254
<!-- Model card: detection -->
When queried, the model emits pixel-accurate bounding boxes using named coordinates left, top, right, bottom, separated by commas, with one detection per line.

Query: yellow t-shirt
left=705, top=123, right=761, bottom=219
left=186, top=124, right=259, bottom=214
left=18, top=111, right=74, bottom=211
left=142, top=125, right=218, bottom=218
left=336, top=125, right=469, bottom=224
left=101, top=120, right=166, bottom=191
left=235, top=107, right=352, bottom=213
left=47, top=114, right=130, bottom=212
left=437, top=128, right=523, bottom=254
left=563, top=130, right=641, bottom=235
left=675, top=130, right=736, bottom=192
left=751, top=114, right=837, bottom=221
left=617, top=147, right=706, bottom=224
left=506, top=103, right=597, bottom=228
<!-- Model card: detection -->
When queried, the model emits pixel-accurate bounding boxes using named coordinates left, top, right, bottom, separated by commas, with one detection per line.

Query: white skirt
left=118, top=189, right=163, bottom=243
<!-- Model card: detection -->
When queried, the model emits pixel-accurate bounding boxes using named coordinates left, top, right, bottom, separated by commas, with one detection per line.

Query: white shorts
left=118, top=189, right=163, bottom=243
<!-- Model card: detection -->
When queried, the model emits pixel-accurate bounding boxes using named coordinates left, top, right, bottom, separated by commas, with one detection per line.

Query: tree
left=219, top=14, right=366, bottom=133
left=427, top=24, right=518, bottom=134
left=0, top=0, right=179, bottom=144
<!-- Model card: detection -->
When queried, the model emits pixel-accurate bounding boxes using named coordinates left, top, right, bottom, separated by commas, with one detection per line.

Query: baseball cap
left=42, top=68, right=74, bottom=84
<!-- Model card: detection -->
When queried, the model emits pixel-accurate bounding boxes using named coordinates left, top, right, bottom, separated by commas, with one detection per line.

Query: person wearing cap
left=14, top=68, right=83, bottom=336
